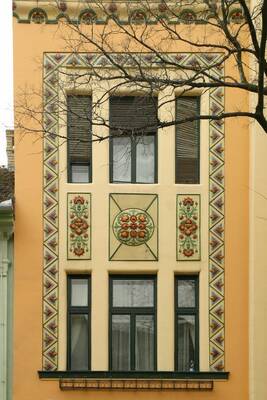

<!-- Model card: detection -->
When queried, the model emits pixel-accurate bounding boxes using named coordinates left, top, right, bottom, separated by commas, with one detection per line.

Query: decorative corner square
left=109, top=193, right=158, bottom=261
left=177, top=194, right=201, bottom=261
left=67, top=193, right=91, bottom=260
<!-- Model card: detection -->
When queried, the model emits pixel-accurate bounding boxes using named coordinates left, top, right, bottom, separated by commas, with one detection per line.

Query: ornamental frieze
left=13, top=1, right=244, bottom=25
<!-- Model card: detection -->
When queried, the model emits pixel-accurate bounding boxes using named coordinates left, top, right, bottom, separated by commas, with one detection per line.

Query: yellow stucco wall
left=13, top=18, right=249, bottom=400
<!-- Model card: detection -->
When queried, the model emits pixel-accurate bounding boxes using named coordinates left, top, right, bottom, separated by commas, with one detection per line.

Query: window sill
left=38, top=371, right=229, bottom=391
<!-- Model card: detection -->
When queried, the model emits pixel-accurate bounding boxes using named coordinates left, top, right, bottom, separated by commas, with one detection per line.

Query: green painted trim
left=38, top=370, right=229, bottom=380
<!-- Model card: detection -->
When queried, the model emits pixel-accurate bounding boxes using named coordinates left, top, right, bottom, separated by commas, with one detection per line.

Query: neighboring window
left=67, top=95, right=92, bottom=183
left=109, top=276, right=156, bottom=371
left=175, top=97, right=200, bottom=184
left=110, top=96, right=158, bottom=183
left=175, top=276, right=199, bottom=371
left=67, top=275, right=91, bottom=370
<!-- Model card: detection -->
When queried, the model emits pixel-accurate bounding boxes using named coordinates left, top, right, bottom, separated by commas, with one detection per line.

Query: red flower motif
left=74, top=247, right=84, bottom=257
left=70, top=218, right=89, bottom=235
left=73, top=196, right=85, bottom=205
left=183, top=197, right=194, bottom=206
left=183, top=249, right=194, bottom=257
left=179, top=218, right=197, bottom=236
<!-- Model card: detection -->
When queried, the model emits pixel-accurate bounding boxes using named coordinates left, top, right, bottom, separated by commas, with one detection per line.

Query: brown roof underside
left=0, top=168, right=14, bottom=203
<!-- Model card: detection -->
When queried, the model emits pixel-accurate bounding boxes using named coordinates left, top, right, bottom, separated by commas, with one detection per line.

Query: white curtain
left=177, top=316, right=195, bottom=371
left=71, top=314, right=88, bottom=370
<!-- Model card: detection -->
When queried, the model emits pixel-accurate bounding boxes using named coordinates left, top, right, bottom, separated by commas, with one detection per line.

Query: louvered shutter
left=175, top=97, right=200, bottom=184
left=110, top=96, right=158, bottom=135
left=67, top=95, right=92, bottom=176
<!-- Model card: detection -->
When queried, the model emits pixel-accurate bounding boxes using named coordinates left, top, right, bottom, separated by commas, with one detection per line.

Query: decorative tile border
left=67, top=193, right=91, bottom=260
left=42, top=52, right=225, bottom=371
left=177, top=195, right=200, bottom=261
left=109, top=193, right=158, bottom=261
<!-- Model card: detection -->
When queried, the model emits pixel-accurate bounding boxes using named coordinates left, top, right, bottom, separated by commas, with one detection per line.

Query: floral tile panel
left=177, top=195, right=201, bottom=261
left=67, top=193, right=91, bottom=260
left=109, top=194, right=158, bottom=261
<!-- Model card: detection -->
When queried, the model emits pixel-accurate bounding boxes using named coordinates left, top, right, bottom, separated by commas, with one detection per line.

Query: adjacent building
left=0, top=162, right=14, bottom=400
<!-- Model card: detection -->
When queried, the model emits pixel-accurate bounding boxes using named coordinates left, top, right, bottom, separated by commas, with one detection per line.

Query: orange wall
left=13, top=20, right=249, bottom=400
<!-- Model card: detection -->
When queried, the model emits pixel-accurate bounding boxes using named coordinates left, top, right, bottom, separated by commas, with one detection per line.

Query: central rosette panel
left=113, top=208, right=154, bottom=246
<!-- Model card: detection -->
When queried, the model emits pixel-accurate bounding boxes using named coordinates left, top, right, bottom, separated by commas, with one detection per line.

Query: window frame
left=174, top=275, right=199, bottom=372
left=67, top=275, right=91, bottom=371
left=109, top=275, right=157, bottom=371
left=110, top=133, right=158, bottom=184
left=175, top=96, right=200, bottom=185
left=67, top=94, right=93, bottom=184
left=109, top=95, right=158, bottom=184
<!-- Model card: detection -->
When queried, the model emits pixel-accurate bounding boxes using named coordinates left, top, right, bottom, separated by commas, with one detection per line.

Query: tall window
left=110, top=96, right=158, bottom=183
left=67, top=95, right=92, bottom=183
left=67, top=275, right=91, bottom=370
left=175, top=97, right=200, bottom=184
left=175, top=276, right=199, bottom=371
left=109, top=276, right=156, bottom=371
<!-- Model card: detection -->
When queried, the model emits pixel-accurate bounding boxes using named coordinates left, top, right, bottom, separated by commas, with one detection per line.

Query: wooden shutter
left=110, top=96, right=158, bottom=135
left=67, top=95, right=92, bottom=165
left=175, top=97, right=200, bottom=184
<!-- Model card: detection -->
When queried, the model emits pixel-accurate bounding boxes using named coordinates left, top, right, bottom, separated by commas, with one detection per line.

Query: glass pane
left=71, top=164, right=89, bottom=183
left=177, top=280, right=196, bottom=308
left=136, top=135, right=155, bottom=183
left=135, top=315, right=154, bottom=371
left=70, top=314, right=88, bottom=370
left=112, top=137, right=131, bottom=182
left=177, top=315, right=195, bottom=371
left=113, top=279, right=154, bottom=307
left=71, top=279, right=88, bottom=306
left=112, top=315, right=130, bottom=370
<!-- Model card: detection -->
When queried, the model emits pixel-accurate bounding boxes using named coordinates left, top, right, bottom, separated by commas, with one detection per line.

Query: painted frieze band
left=42, top=52, right=225, bottom=371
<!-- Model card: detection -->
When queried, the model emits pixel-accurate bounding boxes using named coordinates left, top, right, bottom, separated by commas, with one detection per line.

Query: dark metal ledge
left=38, top=370, right=229, bottom=380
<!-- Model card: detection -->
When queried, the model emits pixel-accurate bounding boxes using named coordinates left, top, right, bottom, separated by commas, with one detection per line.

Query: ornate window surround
left=42, top=52, right=225, bottom=373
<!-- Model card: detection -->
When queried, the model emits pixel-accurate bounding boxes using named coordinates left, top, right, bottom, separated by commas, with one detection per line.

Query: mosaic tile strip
left=177, top=195, right=200, bottom=261
left=43, top=60, right=60, bottom=372
left=67, top=193, right=91, bottom=260
left=42, top=52, right=225, bottom=371
left=208, top=80, right=225, bottom=372
left=109, top=194, right=158, bottom=261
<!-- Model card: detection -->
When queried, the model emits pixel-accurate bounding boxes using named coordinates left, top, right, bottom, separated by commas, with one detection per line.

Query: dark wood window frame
left=175, top=275, right=199, bottom=372
left=67, top=95, right=93, bottom=183
left=175, top=96, right=200, bottom=184
left=109, top=96, right=158, bottom=184
left=67, top=275, right=91, bottom=371
left=109, top=275, right=157, bottom=371
left=110, top=133, right=158, bottom=184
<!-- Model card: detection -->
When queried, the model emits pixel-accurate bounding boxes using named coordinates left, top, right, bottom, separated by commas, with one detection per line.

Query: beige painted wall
left=13, top=19, right=249, bottom=400
left=249, top=118, right=267, bottom=400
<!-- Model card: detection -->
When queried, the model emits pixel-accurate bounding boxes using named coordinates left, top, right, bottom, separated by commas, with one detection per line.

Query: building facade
left=0, top=165, right=14, bottom=400
left=13, top=1, right=252, bottom=399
